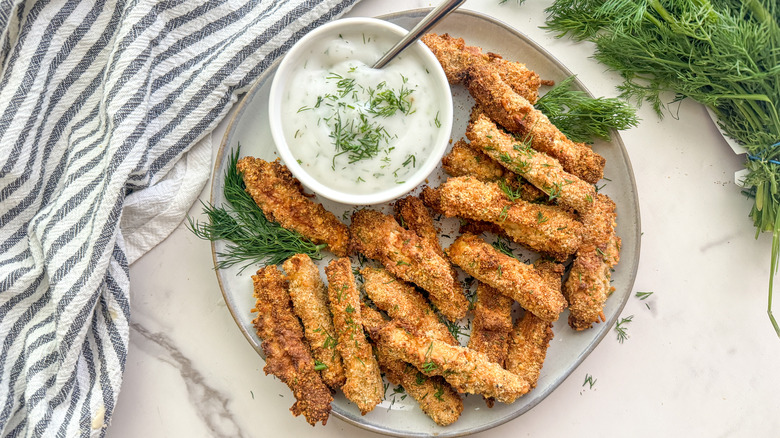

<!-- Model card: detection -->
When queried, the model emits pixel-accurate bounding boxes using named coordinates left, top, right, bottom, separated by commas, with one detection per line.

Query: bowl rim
left=267, top=16, right=453, bottom=205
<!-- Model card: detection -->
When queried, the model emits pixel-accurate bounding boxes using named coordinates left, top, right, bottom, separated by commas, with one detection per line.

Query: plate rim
left=209, top=7, right=642, bottom=437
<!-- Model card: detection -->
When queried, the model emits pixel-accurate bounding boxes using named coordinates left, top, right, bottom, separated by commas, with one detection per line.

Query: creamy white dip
left=279, top=29, right=446, bottom=195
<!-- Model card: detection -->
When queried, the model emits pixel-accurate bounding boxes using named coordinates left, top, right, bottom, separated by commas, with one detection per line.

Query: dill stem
left=743, top=0, right=780, bottom=33
left=647, top=0, right=675, bottom=26
left=723, top=82, right=773, bottom=137
left=770, top=211, right=780, bottom=337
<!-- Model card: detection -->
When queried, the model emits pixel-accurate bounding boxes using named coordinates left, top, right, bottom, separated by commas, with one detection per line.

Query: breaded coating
left=349, top=209, right=467, bottom=321
left=361, top=267, right=458, bottom=346
left=534, top=259, right=565, bottom=291
left=463, top=66, right=605, bottom=184
left=423, top=177, right=583, bottom=260
left=466, top=110, right=597, bottom=213
left=363, top=318, right=530, bottom=404
left=325, top=258, right=383, bottom=415
left=442, top=139, right=548, bottom=203
left=362, top=305, right=463, bottom=426
left=505, top=311, right=554, bottom=389
left=563, top=194, right=621, bottom=330
left=421, top=33, right=543, bottom=103
left=393, top=195, right=447, bottom=261
left=237, top=157, right=349, bottom=256
left=456, top=218, right=507, bottom=238
left=251, top=265, right=332, bottom=426
left=468, top=282, right=513, bottom=408
left=468, top=282, right=513, bottom=367
left=443, top=139, right=507, bottom=181
left=283, top=254, right=346, bottom=389
left=447, top=233, right=568, bottom=322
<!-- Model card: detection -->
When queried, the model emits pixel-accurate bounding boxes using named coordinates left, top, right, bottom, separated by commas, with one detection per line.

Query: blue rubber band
left=747, top=142, right=780, bottom=165
left=748, top=155, right=780, bottom=166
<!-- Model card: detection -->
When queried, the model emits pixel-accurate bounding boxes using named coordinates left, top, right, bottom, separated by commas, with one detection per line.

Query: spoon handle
left=372, top=0, right=468, bottom=69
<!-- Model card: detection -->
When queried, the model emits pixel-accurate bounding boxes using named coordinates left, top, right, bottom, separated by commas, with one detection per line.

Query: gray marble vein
left=129, top=322, right=249, bottom=438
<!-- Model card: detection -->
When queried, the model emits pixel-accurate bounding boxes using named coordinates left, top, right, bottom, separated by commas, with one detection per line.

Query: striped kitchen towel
left=0, top=0, right=359, bottom=436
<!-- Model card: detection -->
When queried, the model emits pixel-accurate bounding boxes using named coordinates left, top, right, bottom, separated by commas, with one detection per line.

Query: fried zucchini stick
left=421, top=33, right=544, bottom=103
left=447, top=233, right=568, bottom=322
left=393, top=195, right=447, bottom=261
left=442, top=139, right=548, bottom=203
left=251, top=265, right=332, bottom=426
left=505, top=311, right=554, bottom=390
left=350, top=209, right=467, bottom=321
left=563, top=194, right=621, bottom=330
left=468, top=282, right=513, bottom=367
left=361, top=267, right=458, bottom=346
left=362, top=305, right=463, bottom=426
left=423, top=177, right=583, bottom=260
left=363, top=317, right=531, bottom=404
left=466, top=111, right=597, bottom=213
left=325, top=258, right=383, bottom=414
left=463, top=66, right=605, bottom=184
left=237, top=157, right=349, bottom=256
left=283, top=254, right=346, bottom=389
left=468, top=282, right=514, bottom=408
left=502, top=257, right=560, bottom=389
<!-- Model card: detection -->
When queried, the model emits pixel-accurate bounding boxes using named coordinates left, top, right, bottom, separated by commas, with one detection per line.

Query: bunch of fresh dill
left=541, top=0, right=780, bottom=336
left=535, top=75, right=640, bottom=143
left=188, top=146, right=325, bottom=271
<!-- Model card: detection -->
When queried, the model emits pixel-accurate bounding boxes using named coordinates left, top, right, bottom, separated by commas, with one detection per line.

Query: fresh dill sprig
left=636, top=291, right=654, bottom=309
left=535, top=75, right=639, bottom=143
left=543, top=0, right=780, bottom=337
left=491, top=235, right=518, bottom=259
left=188, top=145, right=326, bottom=270
left=497, top=178, right=525, bottom=202
left=316, top=72, right=415, bottom=166
left=615, top=315, right=634, bottom=343
left=367, top=81, right=414, bottom=117
left=441, top=316, right=470, bottom=342
left=583, top=373, right=597, bottom=389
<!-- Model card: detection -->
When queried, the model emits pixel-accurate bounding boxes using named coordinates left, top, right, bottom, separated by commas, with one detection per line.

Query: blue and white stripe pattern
left=0, top=0, right=358, bottom=436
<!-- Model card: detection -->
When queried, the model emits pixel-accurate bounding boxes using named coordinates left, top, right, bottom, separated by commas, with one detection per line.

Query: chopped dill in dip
left=280, top=29, right=446, bottom=195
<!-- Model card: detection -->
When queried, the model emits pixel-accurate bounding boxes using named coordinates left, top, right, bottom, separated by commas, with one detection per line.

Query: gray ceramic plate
left=211, top=8, right=641, bottom=437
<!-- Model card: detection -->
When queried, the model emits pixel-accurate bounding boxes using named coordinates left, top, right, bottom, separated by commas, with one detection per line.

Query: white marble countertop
left=107, top=1, right=780, bottom=437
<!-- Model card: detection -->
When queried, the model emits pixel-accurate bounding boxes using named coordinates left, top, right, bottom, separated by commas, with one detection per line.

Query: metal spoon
left=372, top=0, right=468, bottom=69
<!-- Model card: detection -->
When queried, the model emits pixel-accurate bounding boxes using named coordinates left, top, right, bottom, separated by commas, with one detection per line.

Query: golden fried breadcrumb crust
left=421, top=33, right=543, bottom=103
left=324, top=258, right=384, bottom=415
left=393, top=195, right=448, bottom=261
left=564, top=194, right=621, bottom=330
left=468, top=282, right=514, bottom=408
left=362, top=317, right=530, bottom=404
left=251, top=265, right=332, bottom=426
left=237, top=157, right=349, bottom=256
left=362, top=306, right=464, bottom=426
left=442, top=139, right=548, bottom=203
left=424, top=177, right=583, bottom=261
left=463, top=66, right=605, bottom=184
left=349, top=209, right=467, bottom=321
left=468, top=282, right=513, bottom=368
left=447, top=233, right=567, bottom=322
left=505, top=311, right=554, bottom=389
left=466, top=110, right=597, bottom=213
left=361, top=267, right=458, bottom=346
left=282, top=254, right=346, bottom=389
left=443, top=139, right=507, bottom=181
left=455, top=218, right=507, bottom=238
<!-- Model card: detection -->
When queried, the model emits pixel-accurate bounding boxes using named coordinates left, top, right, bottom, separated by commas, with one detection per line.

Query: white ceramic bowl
left=268, top=17, right=453, bottom=205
